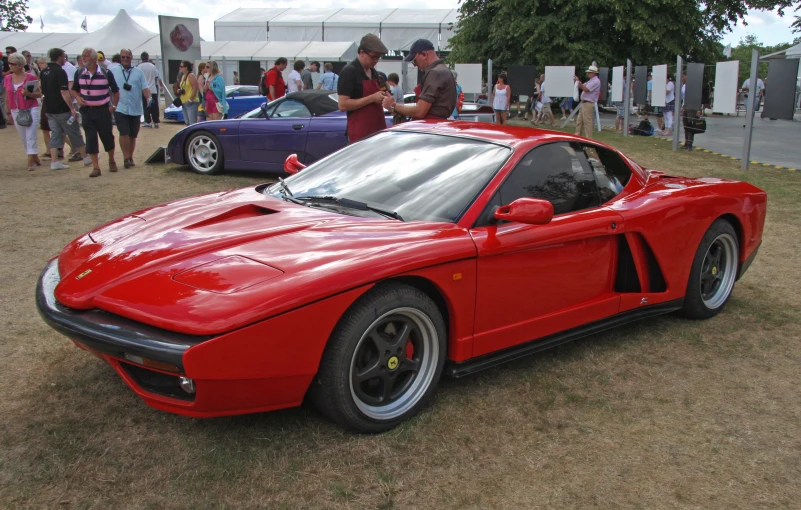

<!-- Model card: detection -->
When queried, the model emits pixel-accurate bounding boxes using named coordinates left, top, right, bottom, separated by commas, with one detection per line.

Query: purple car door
left=239, top=99, right=311, bottom=172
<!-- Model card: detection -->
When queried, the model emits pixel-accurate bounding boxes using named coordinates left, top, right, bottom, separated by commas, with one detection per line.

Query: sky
left=19, top=0, right=801, bottom=48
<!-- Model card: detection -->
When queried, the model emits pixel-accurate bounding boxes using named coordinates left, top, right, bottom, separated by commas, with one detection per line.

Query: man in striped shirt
left=71, top=47, right=120, bottom=177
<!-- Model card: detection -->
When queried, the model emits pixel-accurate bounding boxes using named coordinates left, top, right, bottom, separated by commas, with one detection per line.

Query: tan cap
left=360, top=34, right=388, bottom=54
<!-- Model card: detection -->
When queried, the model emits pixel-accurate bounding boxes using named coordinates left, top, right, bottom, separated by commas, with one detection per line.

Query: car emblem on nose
left=76, top=269, right=92, bottom=280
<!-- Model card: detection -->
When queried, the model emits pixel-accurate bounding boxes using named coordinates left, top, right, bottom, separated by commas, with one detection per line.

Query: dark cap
left=359, top=34, right=388, bottom=54
left=404, top=39, right=435, bottom=62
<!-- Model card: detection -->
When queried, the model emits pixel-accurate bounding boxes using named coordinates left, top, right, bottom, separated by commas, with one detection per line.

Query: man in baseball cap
left=573, top=64, right=601, bottom=139
left=403, top=38, right=435, bottom=62
left=337, top=34, right=390, bottom=143
left=384, top=39, right=456, bottom=121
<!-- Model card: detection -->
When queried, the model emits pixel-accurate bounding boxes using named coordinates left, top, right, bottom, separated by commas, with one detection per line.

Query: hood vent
left=185, top=205, right=277, bottom=230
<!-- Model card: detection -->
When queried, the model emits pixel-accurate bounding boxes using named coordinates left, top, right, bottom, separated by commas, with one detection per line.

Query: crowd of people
left=6, top=36, right=794, bottom=173
left=2, top=44, right=164, bottom=176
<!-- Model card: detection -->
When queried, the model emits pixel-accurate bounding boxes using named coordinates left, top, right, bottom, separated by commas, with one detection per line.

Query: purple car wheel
left=186, top=131, right=224, bottom=175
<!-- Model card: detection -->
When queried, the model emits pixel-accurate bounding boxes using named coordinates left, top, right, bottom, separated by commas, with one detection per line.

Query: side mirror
left=284, top=154, right=306, bottom=175
left=231, top=91, right=240, bottom=98
left=493, top=198, right=553, bottom=225
left=260, top=102, right=269, bottom=118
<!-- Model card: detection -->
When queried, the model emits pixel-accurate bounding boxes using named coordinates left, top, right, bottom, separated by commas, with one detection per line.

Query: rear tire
left=185, top=131, right=224, bottom=175
left=310, top=283, right=447, bottom=433
left=680, top=219, right=739, bottom=319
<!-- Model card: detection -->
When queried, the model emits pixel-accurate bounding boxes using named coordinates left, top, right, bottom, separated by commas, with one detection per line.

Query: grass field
left=1, top=120, right=799, bottom=508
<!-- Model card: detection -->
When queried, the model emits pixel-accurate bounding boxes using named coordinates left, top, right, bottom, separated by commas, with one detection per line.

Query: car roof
left=283, top=90, right=339, bottom=116
left=393, top=120, right=615, bottom=150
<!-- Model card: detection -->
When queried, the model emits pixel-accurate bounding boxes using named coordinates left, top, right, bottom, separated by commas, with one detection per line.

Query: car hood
left=54, top=187, right=476, bottom=335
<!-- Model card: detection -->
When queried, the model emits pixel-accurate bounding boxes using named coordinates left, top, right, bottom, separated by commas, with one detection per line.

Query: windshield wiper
left=295, top=196, right=404, bottom=221
left=275, top=178, right=306, bottom=205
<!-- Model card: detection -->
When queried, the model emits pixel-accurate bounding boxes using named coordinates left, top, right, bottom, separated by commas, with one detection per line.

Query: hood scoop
left=185, top=204, right=277, bottom=230
left=172, top=255, right=283, bottom=294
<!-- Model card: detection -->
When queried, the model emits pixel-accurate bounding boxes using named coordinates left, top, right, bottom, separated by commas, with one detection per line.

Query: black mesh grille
left=121, top=363, right=195, bottom=402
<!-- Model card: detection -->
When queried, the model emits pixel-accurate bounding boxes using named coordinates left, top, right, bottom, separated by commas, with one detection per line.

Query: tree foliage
left=729, top=34, right=794, bottom=85
left=0, top=0, right=33, bottom=32
left=448, top=0, right=795, bottom=72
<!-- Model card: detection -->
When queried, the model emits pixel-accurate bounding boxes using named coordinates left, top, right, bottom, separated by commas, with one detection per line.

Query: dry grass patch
left=1, top=122, right=800, bottom=508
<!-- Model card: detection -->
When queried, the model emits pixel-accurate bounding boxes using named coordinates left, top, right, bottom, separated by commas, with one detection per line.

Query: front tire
left=681, top=219, right=739, bottom=319
left=185, top=131, right=224, bottom=175
left=310, top=283, right=447, bottom=433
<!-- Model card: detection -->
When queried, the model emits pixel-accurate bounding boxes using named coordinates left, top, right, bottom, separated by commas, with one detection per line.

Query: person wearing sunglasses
left=337, top=34, right=389, bottom=143
left=109, top=49, right=151, bottom=168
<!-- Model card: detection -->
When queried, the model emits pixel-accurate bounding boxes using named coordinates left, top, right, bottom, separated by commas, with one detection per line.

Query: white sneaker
left=142, top=123, right=152, bottom=128
left=83, top=157, right=92, bottom=167
left=50, top=161, right=70, bottom=170
left=560, top=116, right=567, bottom=120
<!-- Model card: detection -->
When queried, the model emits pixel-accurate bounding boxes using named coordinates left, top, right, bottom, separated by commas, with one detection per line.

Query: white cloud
left=723, top=8, right=797, bottom=46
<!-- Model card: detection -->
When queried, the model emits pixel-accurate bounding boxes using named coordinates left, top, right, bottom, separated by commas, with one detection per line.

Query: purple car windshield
left=267, top=131, right=511, bottom=223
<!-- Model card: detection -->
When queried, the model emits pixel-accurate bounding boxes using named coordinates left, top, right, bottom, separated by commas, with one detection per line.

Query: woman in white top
left=491, top=73, right=511, bottom=125
left=663, top=75, right=676, bottom=136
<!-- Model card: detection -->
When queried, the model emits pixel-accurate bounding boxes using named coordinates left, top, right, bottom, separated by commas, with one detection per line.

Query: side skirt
left=445, top=299, right=684, bottom=378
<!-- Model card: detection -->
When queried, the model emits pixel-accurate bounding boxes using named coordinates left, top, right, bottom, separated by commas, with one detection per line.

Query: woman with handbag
left=204, top=61, right=228, bottom=121
left=3, top=52, right=43, bottom=170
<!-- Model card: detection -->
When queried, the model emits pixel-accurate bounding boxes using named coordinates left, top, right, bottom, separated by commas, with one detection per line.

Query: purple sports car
left=167, top=90, right=392, bottom=175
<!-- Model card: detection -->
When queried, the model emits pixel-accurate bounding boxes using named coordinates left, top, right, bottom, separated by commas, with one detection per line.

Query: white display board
left=714, top=61, right=740, bottom=114
left=651, top=64, right=667, bottom=107
left=611, top=66, right=624, bottom=102
left=543, top=66, right=576, bottom=98
left=374, top=61, right=418, bottom=94
left=454, top=63, right=482, bottom=94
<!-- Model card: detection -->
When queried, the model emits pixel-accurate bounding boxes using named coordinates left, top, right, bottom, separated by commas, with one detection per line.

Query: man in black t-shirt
left=337, top=34, right=389, bottom=143
left=41, top=48, right=87, bottom=170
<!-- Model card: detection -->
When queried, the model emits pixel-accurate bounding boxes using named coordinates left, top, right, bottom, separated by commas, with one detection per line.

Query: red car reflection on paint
left=37, top=121, right=766, bottom=433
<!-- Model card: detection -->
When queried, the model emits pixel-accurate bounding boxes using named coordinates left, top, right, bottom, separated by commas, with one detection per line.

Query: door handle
left=292, top=124, right=304, bottom=130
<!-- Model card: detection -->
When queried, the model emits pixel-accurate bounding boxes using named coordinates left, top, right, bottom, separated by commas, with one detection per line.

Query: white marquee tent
left=213, top=8, right=462, bottom=51
left=1, top=10, right=158, bottom=58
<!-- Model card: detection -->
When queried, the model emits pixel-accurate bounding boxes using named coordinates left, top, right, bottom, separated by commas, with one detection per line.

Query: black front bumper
left=36, top=259, right=211, bottom=369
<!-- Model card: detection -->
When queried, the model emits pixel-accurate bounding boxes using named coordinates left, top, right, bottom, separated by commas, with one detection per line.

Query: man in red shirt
left=264, top=58, right=288, bottom=101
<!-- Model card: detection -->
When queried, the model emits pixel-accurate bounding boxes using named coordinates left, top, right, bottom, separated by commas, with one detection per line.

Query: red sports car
left=37, top=122, right=766, bottom=432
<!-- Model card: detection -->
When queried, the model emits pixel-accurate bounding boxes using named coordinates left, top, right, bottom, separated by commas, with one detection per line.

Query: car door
left=238, top=98, right=311, bottom=172
left=469, top=141, right=624, bottom=357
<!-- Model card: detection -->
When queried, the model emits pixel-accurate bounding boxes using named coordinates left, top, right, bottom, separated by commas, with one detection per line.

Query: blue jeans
left=182, top=101, right=198, bottom=125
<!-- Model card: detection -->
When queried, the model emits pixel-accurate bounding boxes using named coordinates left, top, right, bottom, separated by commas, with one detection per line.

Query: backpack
left=631, top=119, right=653, bottom=136
left=260, top=68, right=283, bottom=97
left=259, top=71, right=270, bottom=96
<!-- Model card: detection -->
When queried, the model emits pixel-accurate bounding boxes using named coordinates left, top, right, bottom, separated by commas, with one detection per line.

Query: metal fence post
left=742, top=49, right=759, bottom=169
left=623, top=59, right=632, bottom=136
left=672, top=55, right=682, bottom=151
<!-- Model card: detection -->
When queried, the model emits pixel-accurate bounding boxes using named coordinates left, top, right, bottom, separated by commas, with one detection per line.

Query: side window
left=271, top=99, right=311, bottom=118
left=498, top=142, right=600, bottom=216
left=237, top=87, right=259, bottom=97
left=581, top=145, right=632, bottom=203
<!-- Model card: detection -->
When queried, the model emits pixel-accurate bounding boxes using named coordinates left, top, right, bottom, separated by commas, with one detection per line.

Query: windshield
left=266, top=131, right=511, bottom=223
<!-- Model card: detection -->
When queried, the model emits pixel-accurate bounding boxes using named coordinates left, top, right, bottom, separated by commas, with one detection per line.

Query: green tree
left=0, top=0, right=33, bottom=31
left=448, top=0, right=794, bottom=72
